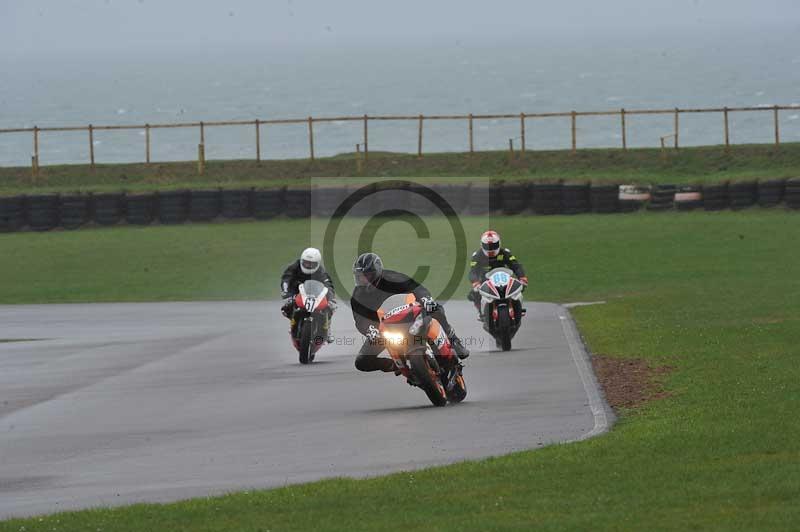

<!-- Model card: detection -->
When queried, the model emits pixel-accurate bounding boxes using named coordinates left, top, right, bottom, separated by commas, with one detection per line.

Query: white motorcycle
left=477, top=267, right=526, bottom=351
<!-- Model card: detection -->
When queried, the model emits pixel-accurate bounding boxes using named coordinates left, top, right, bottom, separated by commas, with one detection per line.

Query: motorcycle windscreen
left=377, top=293, right=416, bottom=322
left=301, top=279, right=327, bottom=298
left=485, top=267, right=514, bottom=287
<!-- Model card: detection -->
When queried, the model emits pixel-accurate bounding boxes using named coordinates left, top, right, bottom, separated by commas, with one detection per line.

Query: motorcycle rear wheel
left=408, top=353, right=448, bottom=407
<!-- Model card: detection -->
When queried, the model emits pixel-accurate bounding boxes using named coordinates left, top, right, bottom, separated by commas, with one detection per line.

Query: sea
left=2, top=28, right=800, bottom=167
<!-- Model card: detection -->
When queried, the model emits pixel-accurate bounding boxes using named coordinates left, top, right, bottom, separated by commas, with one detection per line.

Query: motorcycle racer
left=350, top=252, right=469, bottom=373
left=280, top=247, right=336, bottom=342
left=467, top=231, right=528, bottom=317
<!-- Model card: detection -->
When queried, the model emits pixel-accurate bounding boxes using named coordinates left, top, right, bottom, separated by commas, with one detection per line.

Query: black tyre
left=408, top=353, right=447, bottom=407
left=0, top=196, right=25, bottom=233
left=253, top=188, right=285, bottom=219
left=532, top=183, right=563, bottom=215
left=501, top=183, right=529, bottom=215
left=446, top=368, right=467, bottom=404
left=298, top=319, right=314, bottom=365
left=497, top=305, right=512, bottom=351
left=467, top=185, right=491, bottom=215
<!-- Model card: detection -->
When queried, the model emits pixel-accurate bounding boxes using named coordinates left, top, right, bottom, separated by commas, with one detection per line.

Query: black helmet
left=353, top=252, right=383, bottom=287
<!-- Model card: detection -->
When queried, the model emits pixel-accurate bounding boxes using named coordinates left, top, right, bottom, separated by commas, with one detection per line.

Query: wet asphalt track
left=0, top=301, right=612, bottom=518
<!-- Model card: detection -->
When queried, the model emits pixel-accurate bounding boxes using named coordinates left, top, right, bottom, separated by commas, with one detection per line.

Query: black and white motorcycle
left=477, top=267, right=526, bottom=351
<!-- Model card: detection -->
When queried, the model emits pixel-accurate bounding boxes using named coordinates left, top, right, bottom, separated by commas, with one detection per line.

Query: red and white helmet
left=480, top=230, right=501, bottom=258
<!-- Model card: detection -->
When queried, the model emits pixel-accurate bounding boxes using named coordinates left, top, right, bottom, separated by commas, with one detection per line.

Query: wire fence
left=3, top=104, right=799, bottom=173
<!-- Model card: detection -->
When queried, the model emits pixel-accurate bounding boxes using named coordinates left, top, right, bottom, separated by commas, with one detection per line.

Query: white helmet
left=300, top=247, right=322, bottom=274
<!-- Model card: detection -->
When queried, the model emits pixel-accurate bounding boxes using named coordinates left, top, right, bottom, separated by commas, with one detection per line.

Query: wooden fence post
left=145, top=124, right=151, bottom=164
left=363, top=114, right=368, bottom=161
left=570, top=111, right=576, bottom=152
left=198, top=143, right=205, bottom=175
left=89, top=124, right=95, bottom=167
left=356, top=144, right=363, bottom=174
left=33, top=126, right=40, bottom=164
left=774, top=105, right=780, bottom=146
left=255, top=119, right=261, bottom=163
left=674, top=108, right=680, bottom=149
left=723, top=107, right=730, bottom=148
left=520, top=112, right=526, bottom=153
left=417, top=114, right=423, bottom=158
left=468, top=113, right=474, bottom=154
left=620, top=108, right=627, bottom=150
left=508, top=138, right=515, bottom=162
left=308, top=116, right=315, bottom=161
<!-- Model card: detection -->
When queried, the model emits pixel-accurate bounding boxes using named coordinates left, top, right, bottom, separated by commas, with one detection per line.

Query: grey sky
left=2, top=0, right=799, bottom=56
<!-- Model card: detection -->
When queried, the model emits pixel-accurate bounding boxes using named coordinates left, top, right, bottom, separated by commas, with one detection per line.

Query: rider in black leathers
left=280, top=247, right=337, bottom=341
left=466, top=230, right=527, bottom=317
left=351, top=252, right=469, bottom=372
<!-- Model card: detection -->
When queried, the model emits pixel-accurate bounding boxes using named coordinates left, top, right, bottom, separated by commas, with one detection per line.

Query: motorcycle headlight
left=382, top=331, right=405, bottom=344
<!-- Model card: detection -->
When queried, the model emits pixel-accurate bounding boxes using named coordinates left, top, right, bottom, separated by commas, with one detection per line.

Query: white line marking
left=563, top=301, right=607, bottom=309
left=557, top=306, right=614, bottom=442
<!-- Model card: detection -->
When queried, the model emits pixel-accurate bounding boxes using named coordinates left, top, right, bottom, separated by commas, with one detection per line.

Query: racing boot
left=448, top=329, right=470, bottom=360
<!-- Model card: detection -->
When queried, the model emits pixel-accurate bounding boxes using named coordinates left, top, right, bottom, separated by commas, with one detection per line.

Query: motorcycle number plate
left=304, top=297, right=316, bottom=311
left=490, top=271, right=510, bottom=286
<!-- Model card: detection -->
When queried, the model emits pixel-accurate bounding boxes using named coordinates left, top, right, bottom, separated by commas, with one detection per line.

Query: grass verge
left=1, top=211, right=799, bottom=530
left=1, top=143, right=799, bottom=196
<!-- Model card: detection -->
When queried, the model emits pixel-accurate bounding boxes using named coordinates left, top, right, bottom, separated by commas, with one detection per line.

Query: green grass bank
left=2, top=143, right=800, bottom=196
left=1, top=211, right=799, bottom=530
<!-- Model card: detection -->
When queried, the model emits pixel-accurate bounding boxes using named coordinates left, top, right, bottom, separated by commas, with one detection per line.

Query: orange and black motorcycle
left=377, top=294, right=466, bottom=406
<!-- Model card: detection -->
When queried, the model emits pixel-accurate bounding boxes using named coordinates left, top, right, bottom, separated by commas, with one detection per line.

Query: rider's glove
left=420, top=296, right=438, bottom=313
left=520, top=276, right=529, bottom=292
left=471, top=281, right=481, bottom=291
left=366, top=324, right=380, bottom=342
left=328, top=299, right=338, bottom=311
left=280, top=297, right=294, bottom=317
left=280, top=291, right=290, bottom=300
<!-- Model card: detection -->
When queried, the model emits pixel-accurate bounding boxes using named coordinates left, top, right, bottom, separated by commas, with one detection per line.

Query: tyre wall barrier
left=618, top=185, right=651, bottom=213
left=221, top=189, right=253, bottom=219
left=377, top=182, right=411, bottom=217
left=253, top=187, right=285, bottom=219
left=436, top=183, right=470, bottom=214
left=59, top=195, right=91, bottom=230
left=284, top=188, right=312, bottom=218
left=501, top=182, right=529, bottom=215
left=26, top=194, right=60, bottom=231
left=648, top=184, right=676, bottom=211
left=786, top=178, right=800, bottom=209
left=562, top=183, right=590, bottom=214
left=93, top=193, right=124, bottom=225
left=757, top=179, right=784, bottom=208
left=0, top=195, right=25, bottom=232
left=311, top=186, right=350, bottom=218
left=590, top=184, right=619, bottom=214
left=126, top=194, right=156, bottom=225
left=189, top=190, right=221, bottom=222
left=702, top=183, right=728, bottom=211
left=728, top=181, right=757, bottom=210
left=532, top=183, right=563, bottom=215
left=675, top=185, right=703, bottom=211
left=466, top=184, right=491, bottom=215
left=157, top=190, right=189, bottom=224
left=2, top=179, right=798, bottom=234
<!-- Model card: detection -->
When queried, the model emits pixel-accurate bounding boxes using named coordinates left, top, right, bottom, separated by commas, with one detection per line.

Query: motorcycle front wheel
left=408, top=352, right=448, bottom=407
left=298, top=319, right=314, bottom=364
left=497, top=305, right=512, bottom=351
